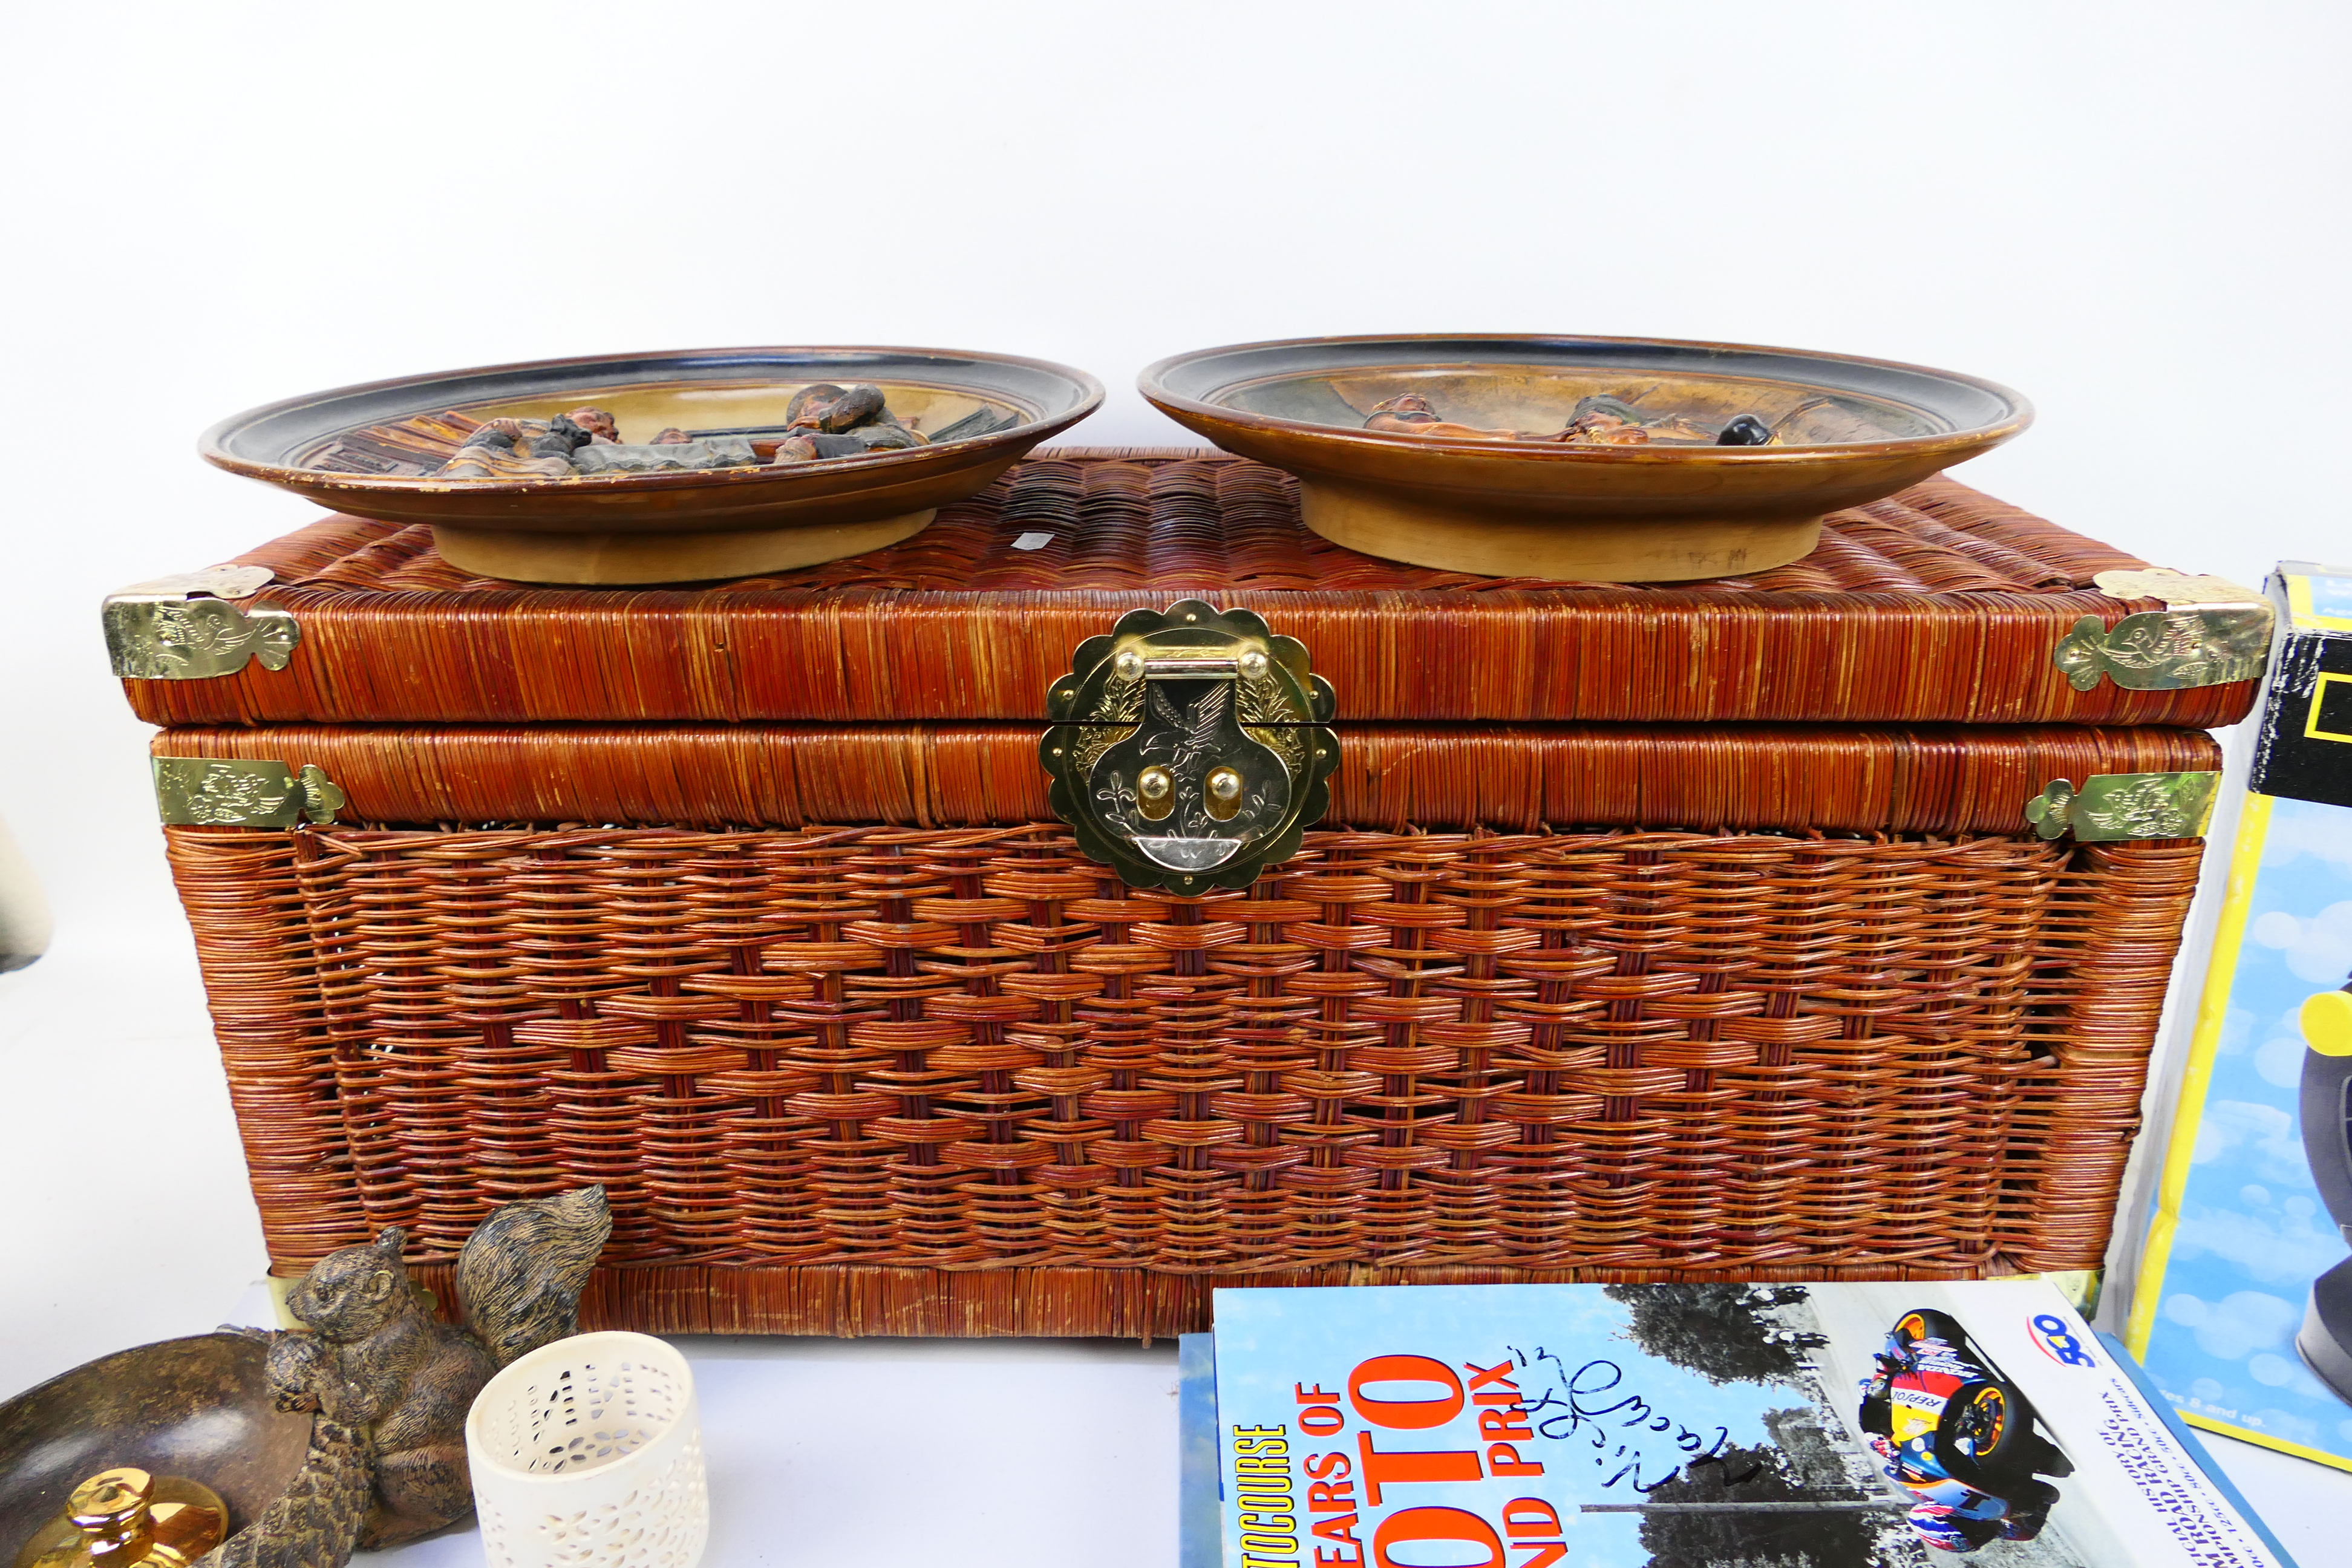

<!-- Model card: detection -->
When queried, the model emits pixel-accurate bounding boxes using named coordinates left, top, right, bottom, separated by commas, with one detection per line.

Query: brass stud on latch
left=1206, top=766, right=1244, bottom=821
left=1137, top=765, right=1175, bottom=820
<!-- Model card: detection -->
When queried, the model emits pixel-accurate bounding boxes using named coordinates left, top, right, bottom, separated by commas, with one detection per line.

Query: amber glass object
left=15, top=1469, right=225, bottom=1568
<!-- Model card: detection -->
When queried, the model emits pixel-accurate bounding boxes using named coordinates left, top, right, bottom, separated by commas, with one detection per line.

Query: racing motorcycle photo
left=1858, top=1308, right=2076, bottom=1553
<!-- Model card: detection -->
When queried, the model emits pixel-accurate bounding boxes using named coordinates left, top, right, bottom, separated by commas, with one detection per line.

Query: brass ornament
left=152, top=759, right=346, bottom=828
left=15, top=1468, right=226, bottom=1568
left=2088, top=567, right=2265, bottom=607
left=2051, top=573, right=2271, bottom=693
left=103, top=569, right=300, bottom=681
left=1041, top=601, right=1337, bottom=892
left=2024, top=771, right=2221, bottom=841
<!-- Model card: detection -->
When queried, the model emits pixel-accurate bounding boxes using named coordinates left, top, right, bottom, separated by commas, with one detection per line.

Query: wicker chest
left=115, top=449, right=2264, bottom=1336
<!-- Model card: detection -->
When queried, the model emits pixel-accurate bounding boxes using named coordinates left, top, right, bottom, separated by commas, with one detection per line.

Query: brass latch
left=103, top=566, right=300, bottom=680
left=2025, top=771, right=2220, bottom=841
left=1041, top=601, right=1337, bottom=892
left=152, top=758, right=346, bottom=828
left=2052, top=569, right=2270, bottom=693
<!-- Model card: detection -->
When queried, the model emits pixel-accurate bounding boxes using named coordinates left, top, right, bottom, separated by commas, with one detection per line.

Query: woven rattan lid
left=121, top=449, right=2261, bottom=729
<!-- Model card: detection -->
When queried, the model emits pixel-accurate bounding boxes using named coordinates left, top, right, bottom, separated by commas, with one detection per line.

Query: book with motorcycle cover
left=2128, top=561, right=2352, bottom=1472
left=1203, top=1280, right=2293, bottom=1567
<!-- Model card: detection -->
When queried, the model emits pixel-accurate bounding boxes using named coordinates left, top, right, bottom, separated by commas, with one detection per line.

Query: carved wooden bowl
left=202, top=347, right=1104, bottom=584
left=1139, top=334, right=2031, bottom=581
left=0, top=1333, right=312, bottom=1558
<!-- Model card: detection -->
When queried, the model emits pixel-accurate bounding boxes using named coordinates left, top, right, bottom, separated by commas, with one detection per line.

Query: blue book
left=1182, top=1333, right=1223, bottom=1568
left=1186, top=1280, right=2295, bottom=1567
left=2127, top=560, right=2352, bottom=1474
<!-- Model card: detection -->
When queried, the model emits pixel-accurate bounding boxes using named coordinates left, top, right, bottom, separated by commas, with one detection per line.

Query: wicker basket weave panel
left=125, top=455, right=2253, bottom=729
left=396, top=1259, right=2000, bottom=1341
left=153, top=722, right=2220, bottom=834
left=166, top=817, right=2201, bottom=1334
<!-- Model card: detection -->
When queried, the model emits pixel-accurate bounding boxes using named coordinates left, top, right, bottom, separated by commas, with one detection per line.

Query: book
left=1192, top=1279, right=2295, bottom=1567
left=2126, top=561, right=2352, bottom=1472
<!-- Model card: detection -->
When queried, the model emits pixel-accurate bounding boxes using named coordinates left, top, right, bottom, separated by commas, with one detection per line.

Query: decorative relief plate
left=197, top=348, right=1103, bottom=583
left=1139, top=334, right=2033, bottom=581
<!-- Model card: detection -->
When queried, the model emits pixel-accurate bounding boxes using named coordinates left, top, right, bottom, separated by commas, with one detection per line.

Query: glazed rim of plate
left=201, top=345, right=1106, bottom=492
left=1138, top=333, right=2032, bottom=459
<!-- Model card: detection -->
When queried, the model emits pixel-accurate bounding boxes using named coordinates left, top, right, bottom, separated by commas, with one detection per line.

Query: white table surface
left=4, top=910, right=2344, bottom=1568
left=213, top=1282, right=2334, bottom=1568
left=223, top=1298, right=1186, bottom=1568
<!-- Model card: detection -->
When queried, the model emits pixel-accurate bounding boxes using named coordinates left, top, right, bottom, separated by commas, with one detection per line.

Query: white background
left=1, top=3, right=2347, bottom=1560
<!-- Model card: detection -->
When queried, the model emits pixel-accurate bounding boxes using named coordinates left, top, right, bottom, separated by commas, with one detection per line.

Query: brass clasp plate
left=152, top=758, right=346, bottom=828
left=103, top=566, right=300, bottom=680
left=1041, top=601, right=1337, bottom=892
left=2051, top=569, right=2271, bottom=692
left=2025, top=771, right=2220, bottom=841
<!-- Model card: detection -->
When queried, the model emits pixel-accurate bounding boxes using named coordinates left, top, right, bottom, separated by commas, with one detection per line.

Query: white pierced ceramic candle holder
left=465, top=1331, right=708, bottom=1568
